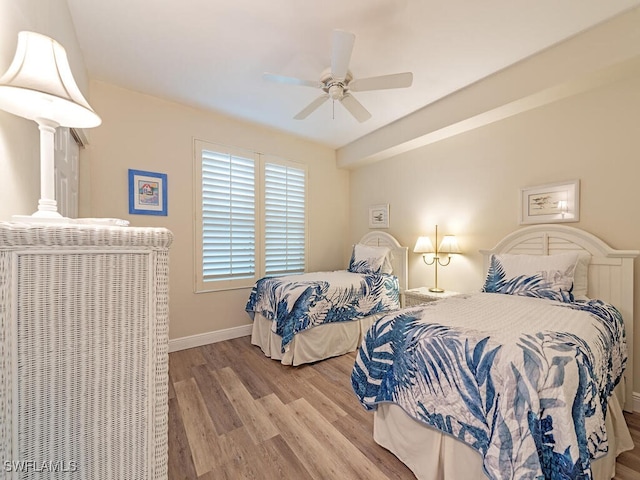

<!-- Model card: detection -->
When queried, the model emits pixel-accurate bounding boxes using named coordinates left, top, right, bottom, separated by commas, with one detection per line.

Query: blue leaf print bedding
left=482, top=254, right=575, bottom=303
left=351, top=293, right=626, bottom=480
left=246, top=270, right=400, bottom=351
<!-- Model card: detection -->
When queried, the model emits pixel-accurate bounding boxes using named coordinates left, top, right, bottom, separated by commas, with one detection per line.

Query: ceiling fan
left=263, top=30, right=413, bottom=123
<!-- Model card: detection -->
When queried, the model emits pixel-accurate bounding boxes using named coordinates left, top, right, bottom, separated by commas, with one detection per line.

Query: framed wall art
left=519, top=179, right=579, bottom=224
left=369, top=204, right=389, bottom=229
left=128, top=169, right=168, bottom=216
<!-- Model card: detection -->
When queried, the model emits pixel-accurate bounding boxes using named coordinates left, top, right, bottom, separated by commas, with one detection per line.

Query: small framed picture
left=128, top=169, right=168, bottom=216
left=369, top=204, right=389, bottom=229
left=519, top=179, right=579, bottom=224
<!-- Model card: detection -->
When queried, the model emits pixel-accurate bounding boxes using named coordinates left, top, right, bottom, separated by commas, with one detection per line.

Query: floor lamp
left=0, top=31, right=101, bottom=222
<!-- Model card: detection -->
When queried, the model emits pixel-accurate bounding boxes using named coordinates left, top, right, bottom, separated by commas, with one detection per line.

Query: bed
left=248, top=231, right=408, bottom=365
left=351, top=224, right=638, bottom=480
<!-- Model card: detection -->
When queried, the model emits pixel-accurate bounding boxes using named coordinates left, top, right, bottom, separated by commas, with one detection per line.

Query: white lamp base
left=10, top=122, right=71, bottom=225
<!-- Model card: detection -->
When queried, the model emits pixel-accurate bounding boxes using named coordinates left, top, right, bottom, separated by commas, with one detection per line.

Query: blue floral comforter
left=351, top=293, right=626, bottom=480
left=246, top=270, right=400, bottom=351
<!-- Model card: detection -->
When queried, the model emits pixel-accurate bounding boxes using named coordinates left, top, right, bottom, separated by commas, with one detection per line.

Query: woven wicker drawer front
left=0, top=224, right=170, bottom=480
left=10, top=251, right=160, bottom=480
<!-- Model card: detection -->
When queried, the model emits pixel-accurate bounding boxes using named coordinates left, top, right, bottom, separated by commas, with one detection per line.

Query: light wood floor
left=168, top=335, right=640, bottom=479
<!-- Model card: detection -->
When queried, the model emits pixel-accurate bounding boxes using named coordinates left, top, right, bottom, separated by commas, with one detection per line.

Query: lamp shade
left=413, top=236, right=435, bottom=254
left=0, top=31, right=101, bottom=128
left=438, top=235, right=461, bottom=254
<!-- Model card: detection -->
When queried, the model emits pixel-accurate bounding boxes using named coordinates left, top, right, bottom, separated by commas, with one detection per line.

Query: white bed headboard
left=480, top=224, right=639, bottom=411
left=359, top=231, right=408, bottom=293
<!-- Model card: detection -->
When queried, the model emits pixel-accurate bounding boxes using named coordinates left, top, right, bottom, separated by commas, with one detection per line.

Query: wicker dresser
left=0, top=222, right=172, bottom=480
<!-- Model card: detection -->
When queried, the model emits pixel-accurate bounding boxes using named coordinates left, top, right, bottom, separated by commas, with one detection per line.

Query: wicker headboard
left=359, top=231, right=408, bottom=293
left=480, top=224, right=639, bottom=411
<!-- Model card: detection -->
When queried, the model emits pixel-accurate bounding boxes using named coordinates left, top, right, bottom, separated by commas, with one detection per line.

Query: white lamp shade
left=438, top=235, right=461, bottom=254
left=413, top=236, right=435, bottom=254
left=0, top=31, right=101, bottom=128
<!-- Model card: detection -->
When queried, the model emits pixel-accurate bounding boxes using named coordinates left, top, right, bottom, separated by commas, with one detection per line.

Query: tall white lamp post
left=0, top=31, right=101, bottom=221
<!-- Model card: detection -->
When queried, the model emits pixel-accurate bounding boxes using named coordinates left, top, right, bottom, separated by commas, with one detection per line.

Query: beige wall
left=84, top=81, right=349, bottom=340
left=349, top=64, right=640, bottom=394
left=0, top=0, right=89, bottom=221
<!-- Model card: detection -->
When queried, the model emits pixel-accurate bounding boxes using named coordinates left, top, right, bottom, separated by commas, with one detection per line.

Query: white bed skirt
left=250, top=313, right=383, bottom=365
left=373, top=383, right=633, bottom=480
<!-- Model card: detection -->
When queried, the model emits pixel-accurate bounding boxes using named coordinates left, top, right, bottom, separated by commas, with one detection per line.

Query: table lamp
left=414, top=225, right=461, bottom=292
left=0, top=31, right=101, bottom=222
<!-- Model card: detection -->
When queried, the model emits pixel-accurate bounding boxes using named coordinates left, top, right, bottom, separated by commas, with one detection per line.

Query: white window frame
left=193, top=139, right=308, bottom=293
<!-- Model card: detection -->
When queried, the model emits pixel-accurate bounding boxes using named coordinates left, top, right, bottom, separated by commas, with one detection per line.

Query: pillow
left=348, top=244, right=393, bottom=274
left=573, top=254, right=590, bottom=299
left=482, top=252, right=579, bottom=303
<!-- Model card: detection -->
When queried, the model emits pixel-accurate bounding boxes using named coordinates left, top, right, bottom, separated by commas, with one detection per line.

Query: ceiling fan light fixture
left=328, top=84, right=344, bottom=100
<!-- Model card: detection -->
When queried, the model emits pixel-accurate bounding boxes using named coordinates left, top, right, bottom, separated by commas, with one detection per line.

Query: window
left=264, top=163, right=306, bottom=276
left=201, top=149, right=255, bottom=281
left=194, top=140, right=307, bottom=292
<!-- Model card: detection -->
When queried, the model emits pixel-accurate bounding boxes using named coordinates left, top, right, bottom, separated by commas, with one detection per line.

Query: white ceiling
left=66, top=0, right=640, bottom=149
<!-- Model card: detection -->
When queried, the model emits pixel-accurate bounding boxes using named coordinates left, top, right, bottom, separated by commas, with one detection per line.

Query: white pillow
left=482, top=252, right=579, bottom=302
left=348, top=244, right=393, bottom=274
left=573, top=254, right=590, bottom=299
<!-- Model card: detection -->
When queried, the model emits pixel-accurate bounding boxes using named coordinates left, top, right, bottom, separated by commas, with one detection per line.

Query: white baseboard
left=633, top=391, right=640, bottom=413
left=169, top=324, right=253, bottom=353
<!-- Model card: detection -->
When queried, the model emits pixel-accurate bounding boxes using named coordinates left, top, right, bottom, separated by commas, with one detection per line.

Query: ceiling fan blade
left=340, top=93, right=371, bottom=123
left=349, top=72, right=413, bottom=92
left=263, top=73, right=322, bottom=89
left=294, top=94, right=329, bottom=120
left=331, top=30, right=355, bottom=80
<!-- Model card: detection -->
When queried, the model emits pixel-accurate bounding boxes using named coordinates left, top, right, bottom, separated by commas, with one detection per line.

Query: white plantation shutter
left=194, top=140, right=307, bottom=291
left=201, top=149, right=255, bottom=280
left=264, top=163, right=306, bottom=275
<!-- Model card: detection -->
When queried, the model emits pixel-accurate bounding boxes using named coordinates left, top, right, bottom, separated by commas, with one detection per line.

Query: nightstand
left=403, top=287, right=461, bottom=307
